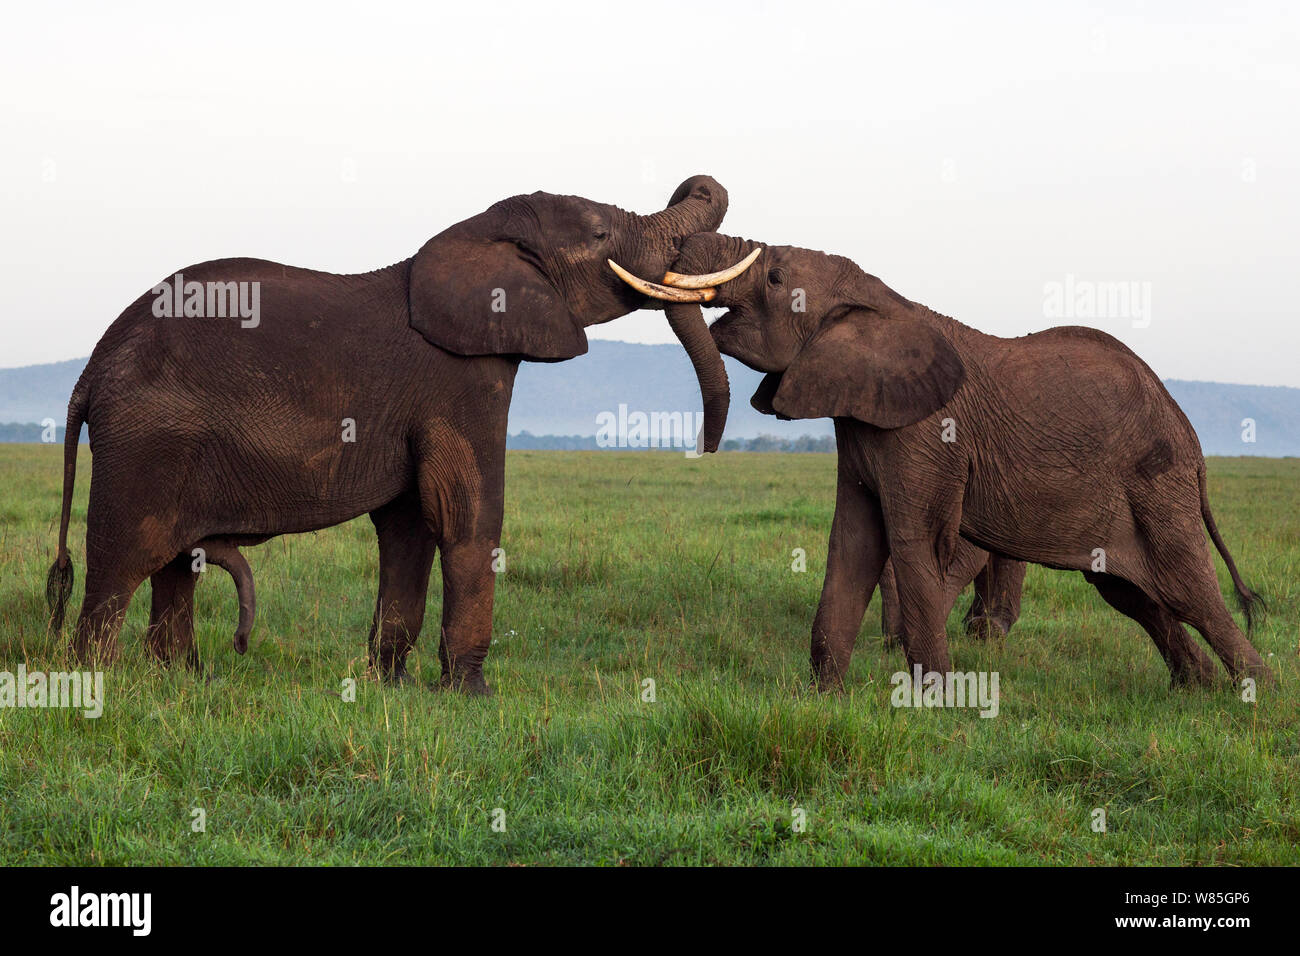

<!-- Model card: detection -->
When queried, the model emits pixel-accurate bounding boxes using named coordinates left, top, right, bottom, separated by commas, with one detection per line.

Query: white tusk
left=608, top=259, right=717, bottom=303
left=662, top=247, right=763, bottom=289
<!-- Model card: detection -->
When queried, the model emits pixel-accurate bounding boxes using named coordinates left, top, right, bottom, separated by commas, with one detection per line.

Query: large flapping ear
left=749, top=372, right=792, bottom=420
left=772, top=309, right=965, bottom=428
left=408, top=206, right=587, bottom=362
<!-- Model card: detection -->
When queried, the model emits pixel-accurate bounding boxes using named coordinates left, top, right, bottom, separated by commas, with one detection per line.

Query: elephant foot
left=382, top=668, right=416, bottom=687
left=437, top=671, right=494, bottom=697
left=1234, top=659, right=1275, bottom=687
left=964, top=615, right=1009, bottom=641
left=810, top=663, right=847, bottom=695
left=1168, top=664, right=1219, bottom=690
left=369, top=653, right=415, bottom=686
left=70, top=639, right=119, bottom=669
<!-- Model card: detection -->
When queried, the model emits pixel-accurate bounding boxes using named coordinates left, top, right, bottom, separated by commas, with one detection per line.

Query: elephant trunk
left=658, top=233, right=769, bottom=452
left=648, top=175, right=730, bottom=242
left=664, top=302, right=730, bottom=453
left=636, top=178, right=733, bottom=454
left=607, top=228, right=765, bottom=454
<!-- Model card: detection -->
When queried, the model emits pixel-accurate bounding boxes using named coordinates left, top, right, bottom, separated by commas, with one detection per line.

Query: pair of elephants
left=47, top=176, right=1270, bottom=695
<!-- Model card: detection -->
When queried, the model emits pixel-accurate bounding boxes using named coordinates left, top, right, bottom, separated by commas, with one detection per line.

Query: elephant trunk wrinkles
left=664, top=302, right=730, bottom=453
left=645, top=179, right=732, bottom=453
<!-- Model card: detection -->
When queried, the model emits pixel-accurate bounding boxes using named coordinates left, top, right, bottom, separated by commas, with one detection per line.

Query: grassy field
left=0, top=444, right=1297, bottom=865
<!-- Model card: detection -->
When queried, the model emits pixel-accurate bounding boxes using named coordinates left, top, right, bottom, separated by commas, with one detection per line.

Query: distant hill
left=0, top=358, right=86, bottom=428
left=1, top=344, right=1296, bottom=455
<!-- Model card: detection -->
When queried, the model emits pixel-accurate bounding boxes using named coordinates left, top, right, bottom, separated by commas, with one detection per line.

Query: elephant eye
left=767, top=268, right=783, bottom=288
left=593, top=228, right=608, bottom=241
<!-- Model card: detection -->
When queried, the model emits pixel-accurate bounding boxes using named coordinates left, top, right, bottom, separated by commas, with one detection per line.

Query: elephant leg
left=1082, top=571, right=1217, bottom=687
left=73, top=560, right=150, bottom=665
left=367, top=492, right=437, bottom=683
left=146, top=553, right=201, bottom=669
left=435, top=537, right=499, bottom=695
left=879, top=558, right=903, bottom=647
left=811, top=472, right=888, bottom=692
left=881, top=478, right=967, bottom=677
left=417, top=428, right=506, bottom=696
left=964, top=554, right=1027, bottom=640
left=1145, top=555, right=1268, bottom=682
left=1127, top=503, right=1268, bottom=682
left=888, top=548, right=955, bottom=676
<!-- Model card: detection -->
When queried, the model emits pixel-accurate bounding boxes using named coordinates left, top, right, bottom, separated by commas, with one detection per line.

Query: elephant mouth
left=709, top=314, right=780, bottom=373
left=707, top=309, right=735, bottom=333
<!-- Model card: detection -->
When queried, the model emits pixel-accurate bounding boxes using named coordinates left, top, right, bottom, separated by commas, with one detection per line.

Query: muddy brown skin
left=879, top=550, right=1026, bottom=645
left=667, top=232, right=1269, bottom=692
left=45, top=177, right=732, bottom=695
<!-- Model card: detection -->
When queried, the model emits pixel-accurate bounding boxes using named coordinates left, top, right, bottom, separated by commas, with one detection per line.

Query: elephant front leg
left=811, top=475, right=888, bottom=692
left=368, top=493, right=438, bottom=683
left=436, top=538, right=499, bottom=695
left=889, top=546, right=955, bottom=676
left=417, top=426, right=507, bottom=697
left=878, top=558, right=903, bottom=646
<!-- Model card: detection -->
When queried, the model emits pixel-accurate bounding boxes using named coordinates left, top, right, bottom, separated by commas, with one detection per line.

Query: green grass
left=0, top=446, right=1297, bottom=865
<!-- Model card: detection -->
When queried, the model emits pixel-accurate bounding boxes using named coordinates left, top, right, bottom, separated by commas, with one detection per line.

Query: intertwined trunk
left=644, top=180, right=732, bottom=452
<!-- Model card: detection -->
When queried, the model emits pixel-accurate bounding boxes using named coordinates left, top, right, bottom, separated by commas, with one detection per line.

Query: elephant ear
left=408, top=215, right=587, bottom=362
left=772, top=308, right=965, bottom=428
left=750, top=372, right=793, bottom=420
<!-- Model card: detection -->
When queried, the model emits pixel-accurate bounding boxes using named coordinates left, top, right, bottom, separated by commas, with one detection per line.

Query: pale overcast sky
left=1, top=0, right=1297, bottom=385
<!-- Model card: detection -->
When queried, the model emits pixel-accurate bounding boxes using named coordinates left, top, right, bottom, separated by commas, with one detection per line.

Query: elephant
left=879, top=551, right=1026, bottom=645
left=45, top=176, right=761, bottom=694
left=614, top=232, right=1270, bottom=692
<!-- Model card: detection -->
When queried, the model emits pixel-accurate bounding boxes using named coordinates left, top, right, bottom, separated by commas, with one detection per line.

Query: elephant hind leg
left=964, top=554, right=1027, bottom=640
left=1132, top=518, right=1269, bottom=682
left=1156, top=567, right=1269, bottom=682
left=367, top=493, right=438, bottom=683
left=73, top=563, right=151, bottom=665
left=72, top=453, right=198, bottom=664
left=1083, top=571, right=1217, bottom=687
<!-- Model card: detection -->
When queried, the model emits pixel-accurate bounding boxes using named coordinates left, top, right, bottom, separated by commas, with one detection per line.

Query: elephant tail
left=201, top=540, right=257, bottom=654
left=1199, top=464, right=1265, bottom=632
left=46, top=377, right=89, bottom=632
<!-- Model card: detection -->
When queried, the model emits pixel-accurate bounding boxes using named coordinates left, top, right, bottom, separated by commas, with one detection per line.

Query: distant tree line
left=506, top=431, right=835, bottom=453
left=507, top=432, right=605, bottom=450
left=0, top=423, right=87, bottom=443
left=0, top=424, right=833, bottom=453
left=719, top=434, right=836, bottom=453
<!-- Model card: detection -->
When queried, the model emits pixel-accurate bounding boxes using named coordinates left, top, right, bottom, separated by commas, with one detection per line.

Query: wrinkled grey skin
left=664, top=232, right=1269, bottom=692
left=46, top=177, right=733, bottom=696
left=879, top=550, right=1026, bottom=645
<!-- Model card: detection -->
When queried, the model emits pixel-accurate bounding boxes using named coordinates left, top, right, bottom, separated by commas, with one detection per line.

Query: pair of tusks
left=608, top=247, right=762, bottom=303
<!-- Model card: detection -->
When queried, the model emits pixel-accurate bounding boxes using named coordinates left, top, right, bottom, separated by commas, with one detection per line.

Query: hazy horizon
left=2, top=1, right=1297, bottom=385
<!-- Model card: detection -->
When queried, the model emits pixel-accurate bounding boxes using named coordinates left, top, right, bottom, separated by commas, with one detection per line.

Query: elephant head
left=613, top=233, right=965, bottom=431
left=408, top=177, right=759, bottom=452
